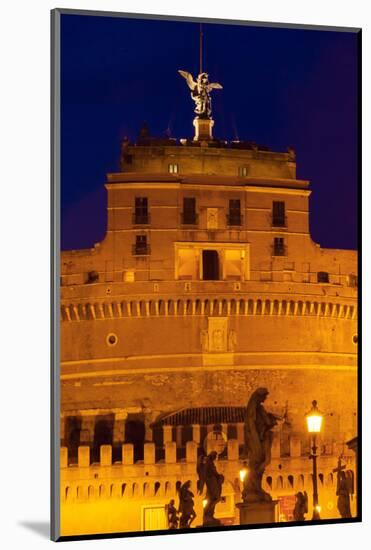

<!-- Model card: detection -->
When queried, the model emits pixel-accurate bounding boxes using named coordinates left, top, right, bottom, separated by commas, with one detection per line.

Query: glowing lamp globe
left=239, top=466, right=248, bottom=483
left=306, top=400, right=323, bottom=434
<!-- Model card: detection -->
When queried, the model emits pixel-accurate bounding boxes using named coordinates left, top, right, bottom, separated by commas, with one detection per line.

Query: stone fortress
left=59, top=75, right=358, bottom=535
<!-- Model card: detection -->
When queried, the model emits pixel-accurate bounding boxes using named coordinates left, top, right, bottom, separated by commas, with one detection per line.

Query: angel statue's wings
left=178, top=70, right=197, bottom=90
left=207, top=82, right=223, bottom=91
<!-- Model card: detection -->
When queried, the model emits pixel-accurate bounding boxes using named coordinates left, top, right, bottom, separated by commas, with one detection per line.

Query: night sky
left=60, top=13, right=359, bottom=251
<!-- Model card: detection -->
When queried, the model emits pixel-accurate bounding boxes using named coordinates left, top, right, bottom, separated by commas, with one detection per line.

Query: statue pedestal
left=236, top=500, right=278, bottom=526
left=193, top=117, right=214, bottom=141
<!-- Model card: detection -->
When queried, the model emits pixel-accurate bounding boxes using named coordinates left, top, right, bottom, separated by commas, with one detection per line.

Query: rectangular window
left=133, top=235, right=150, bottom=255
left=317, top=271, right=329, bottom=283
left=227, top=199, right=242, bottom=226
left=272, top=201, right=286, bottom=227
left=348, top=274, right=358, bottom=288
left=134, top=197, right=149, bottom=224
left=182, top=197, right=197, bottom=224
left=168, top=163, right=179, bottom=174
left=273, top=237, right=285, bottom=256
left=238, top=166, right=248, bottom=177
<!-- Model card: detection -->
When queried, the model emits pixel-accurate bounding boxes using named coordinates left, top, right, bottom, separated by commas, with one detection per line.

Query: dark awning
left=152, top=406, right=246, bottom=427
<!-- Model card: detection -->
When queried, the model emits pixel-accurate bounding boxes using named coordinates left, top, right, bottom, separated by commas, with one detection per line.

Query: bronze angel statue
left=178, top=480, right=197, bottom=528
left=293, top=491, right=308, bottom=521
left=197, top=451, right=224, bottom=526
left=243, top=387, right=281, bottom=503
left=178, top=70, right=222, bottom=119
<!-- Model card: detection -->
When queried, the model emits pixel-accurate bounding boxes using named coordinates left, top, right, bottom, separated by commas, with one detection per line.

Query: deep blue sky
left=60, top=14, right=359, bottom=251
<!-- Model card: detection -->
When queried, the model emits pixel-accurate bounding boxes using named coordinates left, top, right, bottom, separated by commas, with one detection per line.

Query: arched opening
left=125, top=418, right=145, bottom=462
left=92, top=415, right=114, bottom=463
left=182, top=425, right=193, bottom=446
left=65, top=416, right=82, bottom=465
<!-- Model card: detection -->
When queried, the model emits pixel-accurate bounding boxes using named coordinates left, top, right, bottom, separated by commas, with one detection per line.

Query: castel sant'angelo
left=59, top=65, right=358, bottom=536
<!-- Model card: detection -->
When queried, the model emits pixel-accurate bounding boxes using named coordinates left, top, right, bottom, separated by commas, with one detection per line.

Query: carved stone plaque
left=207, top=208, right=219, bottom=230
left=208, top=317, right=228, bottom=352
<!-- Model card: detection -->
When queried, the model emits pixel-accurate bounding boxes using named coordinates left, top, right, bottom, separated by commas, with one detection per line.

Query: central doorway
left=202, top=250, right=220, bottom=280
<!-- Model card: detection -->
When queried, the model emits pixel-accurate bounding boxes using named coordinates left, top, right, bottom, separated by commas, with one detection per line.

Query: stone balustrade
left=61, top=296, right=357, bottom=322
left=60, top=434, right=353, bottom=469
left=60, top=437, right=356, bottom=505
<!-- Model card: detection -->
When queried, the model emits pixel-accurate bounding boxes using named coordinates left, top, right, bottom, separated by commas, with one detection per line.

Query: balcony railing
left=272, top=215, right=287, bottom=228
left=181, top=212, right=199, bottom=225
left=272, top=244, right=287, bottom=257
left=132, top=213, right=150, bottom=225
left=132, top=244, right=151, bottom=256
left=226, top=213, right=243, bottom=227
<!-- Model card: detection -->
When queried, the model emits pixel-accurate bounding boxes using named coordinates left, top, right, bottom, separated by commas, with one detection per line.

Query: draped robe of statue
left=197, top=451, right=224, bottom=526
left=178, top=481, right=196, bottom=528
left=336, top=471, right=352, bottom=518
left=243, top=387, right=278, bottom=503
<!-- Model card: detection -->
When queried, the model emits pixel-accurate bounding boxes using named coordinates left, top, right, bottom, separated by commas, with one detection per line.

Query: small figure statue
left=178, top=480, right=197, bottom=528
left=336, top=471, right=353, bottom=519
left=293, top=491, right=308, bottom=521
left=197, top=451, right=224, bottom=526
left=243, top=387, right=280, bottom=503
left=166, top=499, right=179, bottom=529
left=178, top=70, right=222, bottom=119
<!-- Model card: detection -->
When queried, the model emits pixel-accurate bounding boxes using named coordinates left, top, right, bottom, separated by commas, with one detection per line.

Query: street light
left=305, top=400, right=323, bottom=520
left=239, top=463, right=248, bottom=484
